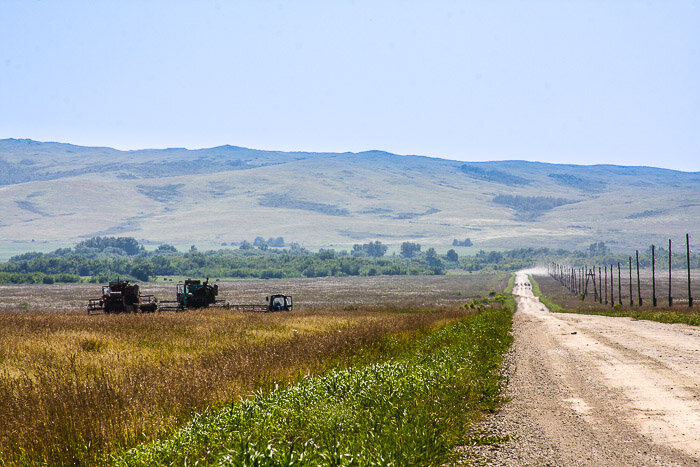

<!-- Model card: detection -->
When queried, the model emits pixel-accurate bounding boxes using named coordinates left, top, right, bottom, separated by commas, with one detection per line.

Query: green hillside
left=1, top=138, right=698, bottom=258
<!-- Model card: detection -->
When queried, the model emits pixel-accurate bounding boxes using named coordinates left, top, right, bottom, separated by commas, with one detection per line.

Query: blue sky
left=1, top=1, right=698, bottom=171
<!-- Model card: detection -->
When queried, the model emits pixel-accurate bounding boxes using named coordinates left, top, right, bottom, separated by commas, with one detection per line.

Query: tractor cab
left=266, top=294, right=293, bottom=311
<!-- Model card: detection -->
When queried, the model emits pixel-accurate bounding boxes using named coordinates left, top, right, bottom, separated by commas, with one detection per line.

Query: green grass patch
left=114, top=305, right=514, bottom=466
left=528, top=275, right=567, bottom=313
left=529, top=275, right=700, bottom=326
left=503, top=273, right=516, bottom=295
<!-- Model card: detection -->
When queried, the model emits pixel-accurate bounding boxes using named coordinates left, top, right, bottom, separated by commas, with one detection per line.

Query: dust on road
left=465, top=271, right=700, bottom=466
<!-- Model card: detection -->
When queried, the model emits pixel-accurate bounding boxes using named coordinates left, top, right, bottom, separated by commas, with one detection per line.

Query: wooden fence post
left=599, top=267, right=603, bottom=304
left=669, top=239, right=673, bottom=307
left=579, top=268, right=582, bottom=295
left=652, top=244, right=657, bottom=307
left=688, top=233, right=693, bottom=308
left=593, top=268, right=598, bottom=302
left=629, top=256, right=633, bottom=306
left=618, top=262, right=622, bottom=307
left=636, top=250, right=642, bottom=307
left=604, top=266, right=608, bottom=305
left=610, top=264, right=614, bottom=307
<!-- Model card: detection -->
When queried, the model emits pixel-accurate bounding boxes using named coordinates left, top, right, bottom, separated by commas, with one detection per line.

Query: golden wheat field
left=0, top=272, right=507, bottom=464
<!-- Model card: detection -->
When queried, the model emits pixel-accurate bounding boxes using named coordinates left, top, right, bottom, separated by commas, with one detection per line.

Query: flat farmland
left=0, top=273, right=499, bottom=313
left=0, top=272, right=508, bottom=465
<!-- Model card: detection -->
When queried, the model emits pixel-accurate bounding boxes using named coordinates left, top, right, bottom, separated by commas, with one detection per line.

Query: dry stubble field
left=0, top=272, right=507, bottom=464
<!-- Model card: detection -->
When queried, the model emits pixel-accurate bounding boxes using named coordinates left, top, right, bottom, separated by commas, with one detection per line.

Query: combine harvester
left=159, top=278, right=222, bottom=311
left=87, top=279, right=158, bottom=315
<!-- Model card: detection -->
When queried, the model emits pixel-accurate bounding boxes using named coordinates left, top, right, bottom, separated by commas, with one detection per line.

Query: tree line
left=0, top=238, right=452, bottom=283
left=2, top=237, right=672, bottom=285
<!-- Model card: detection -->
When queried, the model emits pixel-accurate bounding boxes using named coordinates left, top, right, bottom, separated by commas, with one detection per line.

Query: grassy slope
left=529, top=274, right=700, bottom=326
left=2, top=140, right=700, bottom=255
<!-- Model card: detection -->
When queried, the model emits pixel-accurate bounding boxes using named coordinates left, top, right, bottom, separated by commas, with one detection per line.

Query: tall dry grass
left=0, top=273, right=508, bottom=464
left=0, top=307, right=469, bottom=464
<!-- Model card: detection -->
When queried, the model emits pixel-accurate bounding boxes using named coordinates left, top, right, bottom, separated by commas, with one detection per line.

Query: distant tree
left=267, top=237, right=285, bottom=247
left=253, top=237, right=266, bottom=247
left=400, top=242, right=421, bottom=258
left=588, top=242, right=609, bottom=257
left=424, top=248, right=441, bottom=266
left=452, top=238, right=473, bottom=247
left=317, top=249, right=336, bottom=260
left=76, top=236, right=144, bottom=255
left=446, top=249, right=459, bottom=262
left=365, top=241, right=388, bottom=258
left=351, top=244, right=364, bottom=257
left=130, top=262, right=153, bottom=281
left=422, top=248, right=444, bottom=274
left=351, top=241, right=388, bottom=258
left=155, top=244, right=177, bottom=254
left=239, top=240, right=253, bottom=250
left=486, top=251, right=503, bottom=263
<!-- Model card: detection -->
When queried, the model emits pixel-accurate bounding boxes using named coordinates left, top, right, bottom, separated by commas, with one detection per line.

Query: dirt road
left=467, top=271, right=700, bottom=466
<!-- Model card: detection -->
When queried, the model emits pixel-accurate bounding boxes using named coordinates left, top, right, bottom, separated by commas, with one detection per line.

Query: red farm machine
left=87, top=279, right=158, bottom=314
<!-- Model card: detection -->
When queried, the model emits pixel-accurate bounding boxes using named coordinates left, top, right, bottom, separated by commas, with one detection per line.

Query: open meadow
left=0, top=272, right=510, bottom=465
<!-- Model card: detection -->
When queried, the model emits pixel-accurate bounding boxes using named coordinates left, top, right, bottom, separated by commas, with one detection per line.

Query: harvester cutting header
left=87, top=278, right=292, bottom=314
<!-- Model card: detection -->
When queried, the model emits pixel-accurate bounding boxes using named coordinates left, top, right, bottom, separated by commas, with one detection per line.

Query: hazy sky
left=1, top=1, right=698, bottom=171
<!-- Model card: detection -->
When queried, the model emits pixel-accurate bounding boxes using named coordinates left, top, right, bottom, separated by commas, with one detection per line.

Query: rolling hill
left=1, top=138, right=699, bottom=258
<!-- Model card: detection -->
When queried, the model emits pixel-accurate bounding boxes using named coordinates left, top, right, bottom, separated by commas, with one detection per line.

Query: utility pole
left=593, top=268, right=598, bottom=302
left=604, top=266, right=608, bottom=305
left=688, top=233, right=693, bottom=308
left=636, top=250, right=642, bottom=307
left=618, top=262, right=622, bottom=307
left=652, top=245, right=657, bottom=307
left=669, top=239, right=673, bottom=307
left=629, top=256, right=633, bottom=306
left=610, top=264, right=615, bottom=307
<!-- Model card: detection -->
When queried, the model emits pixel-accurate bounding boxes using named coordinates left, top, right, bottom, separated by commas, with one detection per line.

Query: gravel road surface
left=463, top=271, right=700, bottom=466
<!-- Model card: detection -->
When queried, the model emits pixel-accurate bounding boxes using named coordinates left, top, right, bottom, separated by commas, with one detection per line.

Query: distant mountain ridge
left=1, top=138, right=699, bottom=256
